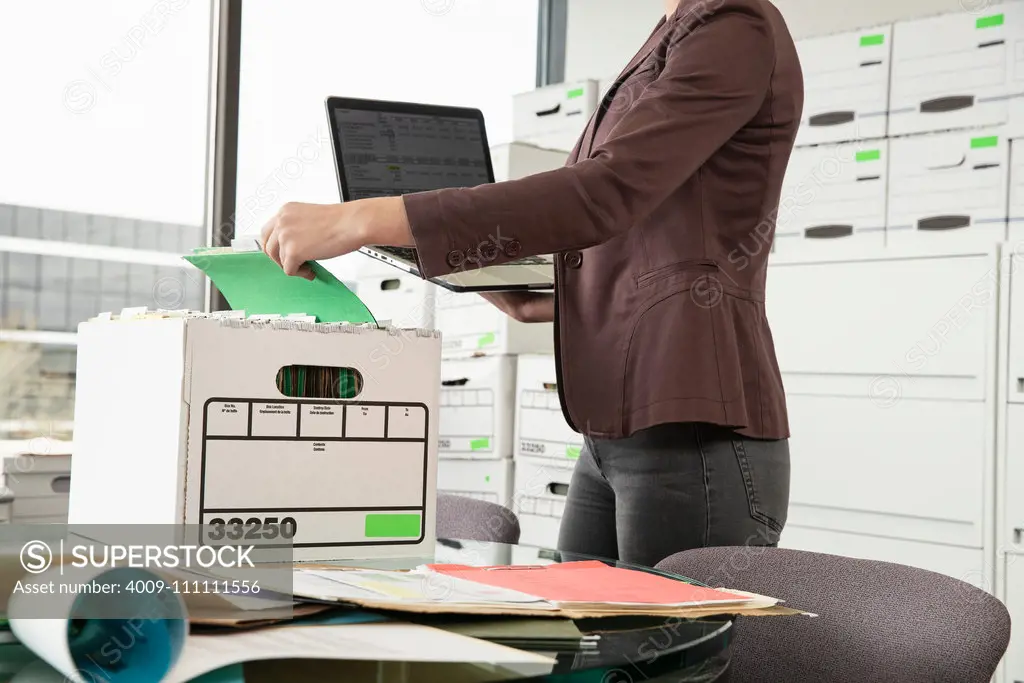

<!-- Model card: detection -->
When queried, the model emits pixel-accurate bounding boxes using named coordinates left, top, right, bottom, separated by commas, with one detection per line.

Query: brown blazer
left=404, top=0, right=803, bottom=440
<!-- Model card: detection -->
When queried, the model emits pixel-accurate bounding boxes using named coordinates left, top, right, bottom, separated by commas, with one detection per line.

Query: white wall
left=565, top=0, right=972, bottom=82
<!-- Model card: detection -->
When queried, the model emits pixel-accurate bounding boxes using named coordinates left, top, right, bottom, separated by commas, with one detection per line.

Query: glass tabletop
left=0, top=540, right=733, bottom=683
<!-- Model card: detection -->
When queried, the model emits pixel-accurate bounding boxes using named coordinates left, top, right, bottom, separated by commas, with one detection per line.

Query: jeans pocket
left=731, top=437, right=791, bottom=536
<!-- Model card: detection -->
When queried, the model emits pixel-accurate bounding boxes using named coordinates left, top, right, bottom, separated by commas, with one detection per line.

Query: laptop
left=326, top=96, right=554, bottom=293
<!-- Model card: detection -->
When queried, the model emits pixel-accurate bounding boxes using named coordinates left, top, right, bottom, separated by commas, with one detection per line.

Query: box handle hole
left=276, top=365, right=363, bottom=399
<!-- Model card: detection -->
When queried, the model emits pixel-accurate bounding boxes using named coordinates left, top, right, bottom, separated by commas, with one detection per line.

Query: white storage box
left=886, top=129, right=1008, bottom=249
left=512, top=456, right=574, bottom=549
left=4, top=455, right=71, bottom=525
left=439, top=356, right=516, bottom=459
left=514, top=354, right=583, bottom=462
left=435, top=293, right=553, bottom=358
left=437, top=458, right=513, bottom=506
left=490, top=143, right=568, bottom=182
left=1009, top=140, right=1024, bottom=242
left=353, top=272, right=437, bottom=330
left=890, top=6, right=1024, bottom=136
left=775, top=139, right=887, bottom=254
left=513, top=80, right=599, bottom=152
left=68, top=313, right=441, bottom=562
left=794, top=25, right=891, bottom=146
left=511, top=544, right=559, bottom=565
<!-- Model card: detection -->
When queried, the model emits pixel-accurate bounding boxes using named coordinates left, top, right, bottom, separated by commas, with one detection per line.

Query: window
left=0, top=0, right=214, bottom=443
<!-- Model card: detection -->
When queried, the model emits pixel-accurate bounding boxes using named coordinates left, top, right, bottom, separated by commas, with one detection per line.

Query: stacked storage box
left=434, top=144, right=564, bottom=564
left=512, top=80, right=599, bottom=153
left=3, top=454, right=71, bottom=524
left=509, top=354, right=584, bottom=566
left=0, top=487, right=12, bottom=524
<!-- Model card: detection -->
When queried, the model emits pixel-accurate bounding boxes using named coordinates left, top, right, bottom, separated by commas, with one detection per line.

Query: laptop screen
left=333, top=107, right=492, bottom=199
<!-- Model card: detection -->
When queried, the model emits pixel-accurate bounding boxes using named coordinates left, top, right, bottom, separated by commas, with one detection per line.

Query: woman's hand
left=479, top=292, right=555, bottom=323
left=260, top=198, right=413, bottom=278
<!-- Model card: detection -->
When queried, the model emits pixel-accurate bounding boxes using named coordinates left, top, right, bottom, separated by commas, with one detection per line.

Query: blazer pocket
left=636, top=259, right=719, bottom=289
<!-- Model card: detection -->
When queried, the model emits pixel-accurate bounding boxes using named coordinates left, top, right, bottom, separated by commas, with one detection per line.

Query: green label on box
left=477, top=332, right=496, bottom=348
left=567, top=87, right=585, bottom=100
left=365, top=513, right=421, bottom=538
left=859, top=34, right=885, bottom=46
left=566, top=446, right=582, bottom=460
left=855, top=149, right=881, bottom=162
left=971, top=135, right=999, bottom=149
left=470, top=438, right=490, bottom=451
left=485, top=475, right=491, bottom=483
left=977, top=14, right=1004, bottom=29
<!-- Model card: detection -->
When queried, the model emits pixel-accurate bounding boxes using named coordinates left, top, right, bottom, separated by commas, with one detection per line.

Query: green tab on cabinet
left=470, top=438, right=490, bottom=451
left=365, top=513, right=421, bottom=538
left=859, top=34, right=885, bottom=46
left=567, top=87, right=585, bottom=99
left=477, top=332, right=496, bottom=348
left=971, top=135, right=999, bottom=149
left=977, top=14, right=1004, bottom=29
left=566, top=445, right=582, bottom=460
left=855, top=149, right=881, bottom=162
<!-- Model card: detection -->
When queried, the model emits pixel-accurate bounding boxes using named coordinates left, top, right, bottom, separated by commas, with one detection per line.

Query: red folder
left=426, top=560, right=750, bottom=606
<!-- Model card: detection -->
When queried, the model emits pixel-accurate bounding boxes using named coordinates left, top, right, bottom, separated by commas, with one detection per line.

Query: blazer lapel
left=577, top=15, right=671, bottom=159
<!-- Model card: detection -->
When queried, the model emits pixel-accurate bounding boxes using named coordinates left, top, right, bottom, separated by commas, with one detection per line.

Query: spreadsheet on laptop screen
left=335, top=108, right=491, bottom=198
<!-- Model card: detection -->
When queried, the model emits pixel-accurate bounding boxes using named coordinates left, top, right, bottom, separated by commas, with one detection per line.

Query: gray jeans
left=556, top=422, right=791, bottom=568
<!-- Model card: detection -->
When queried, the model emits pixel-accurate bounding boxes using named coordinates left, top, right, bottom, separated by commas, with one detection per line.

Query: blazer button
left=565, top=251, right=583, bottom=269
left=504, top=240, right=522, bottom=258
left=466, top=247, right=482, bottom=264
left=446, top=250, right=465, bottom=268
left=480, top=243, right=499, bottom=262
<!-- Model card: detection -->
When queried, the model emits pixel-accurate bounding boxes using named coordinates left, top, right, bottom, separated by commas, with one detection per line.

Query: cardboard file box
left=513, top=80, right=599, bottom=152
left=511, top=544, right=559, bottom=566
left=439, top=356, right=516, bottom=459
left=512, top=456, right=574, bottom=549
left=489, top=143, right=568, bottom=182
left=794, top=25, right=892, bottom=146
left=776, top=139, right=888, bottom=254
left=353, top=272, right=437, bottom=330
left=68, top=313, right=441, bottom=562
left=3, top=455, right=71, bottom=525
left=886, top=129, right=1008, bottom=249
left=437, top=458, right=513, bottom=506
left=435, top=294, right=553, bottom=359
left=890, top=6, right=1024, bottom=136
left=514, top=355, right=583, bottom=462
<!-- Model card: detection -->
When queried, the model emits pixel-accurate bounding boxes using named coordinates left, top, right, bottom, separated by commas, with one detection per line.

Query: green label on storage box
left=477, top=332, right=496, bottom=348
left=855, top=149, right=881, bottom=162
left=971, top=135, right=999, bottom=149
left=859, top=34, right=885, bottom=46
left=470, top=438, right=490, bottom=451
left=567, top=87, right=585, bottom=100
left=365, top=513, right=421, bottom=538
left=566, top=446, right=582, bottom=460
left=977, top=14, right=1004, bottom=29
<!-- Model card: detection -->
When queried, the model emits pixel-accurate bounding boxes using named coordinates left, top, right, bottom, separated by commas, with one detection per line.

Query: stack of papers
left=292, top=561, right=798, bottom=619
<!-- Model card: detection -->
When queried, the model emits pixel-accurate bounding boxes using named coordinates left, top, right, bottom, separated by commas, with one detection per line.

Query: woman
left=261, top=0, right=803, bottom=568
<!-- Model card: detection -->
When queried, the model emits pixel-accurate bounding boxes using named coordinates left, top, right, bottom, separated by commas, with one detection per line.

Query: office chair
left=656, top=546, right=1010, bottom=683
left=436, top=493, right=521, bottom=544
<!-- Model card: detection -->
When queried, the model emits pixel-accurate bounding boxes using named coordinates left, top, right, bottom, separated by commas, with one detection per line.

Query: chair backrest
left=435, top=494, right=521, bottom=544
left=656, top=547, right=1011, bottom=683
